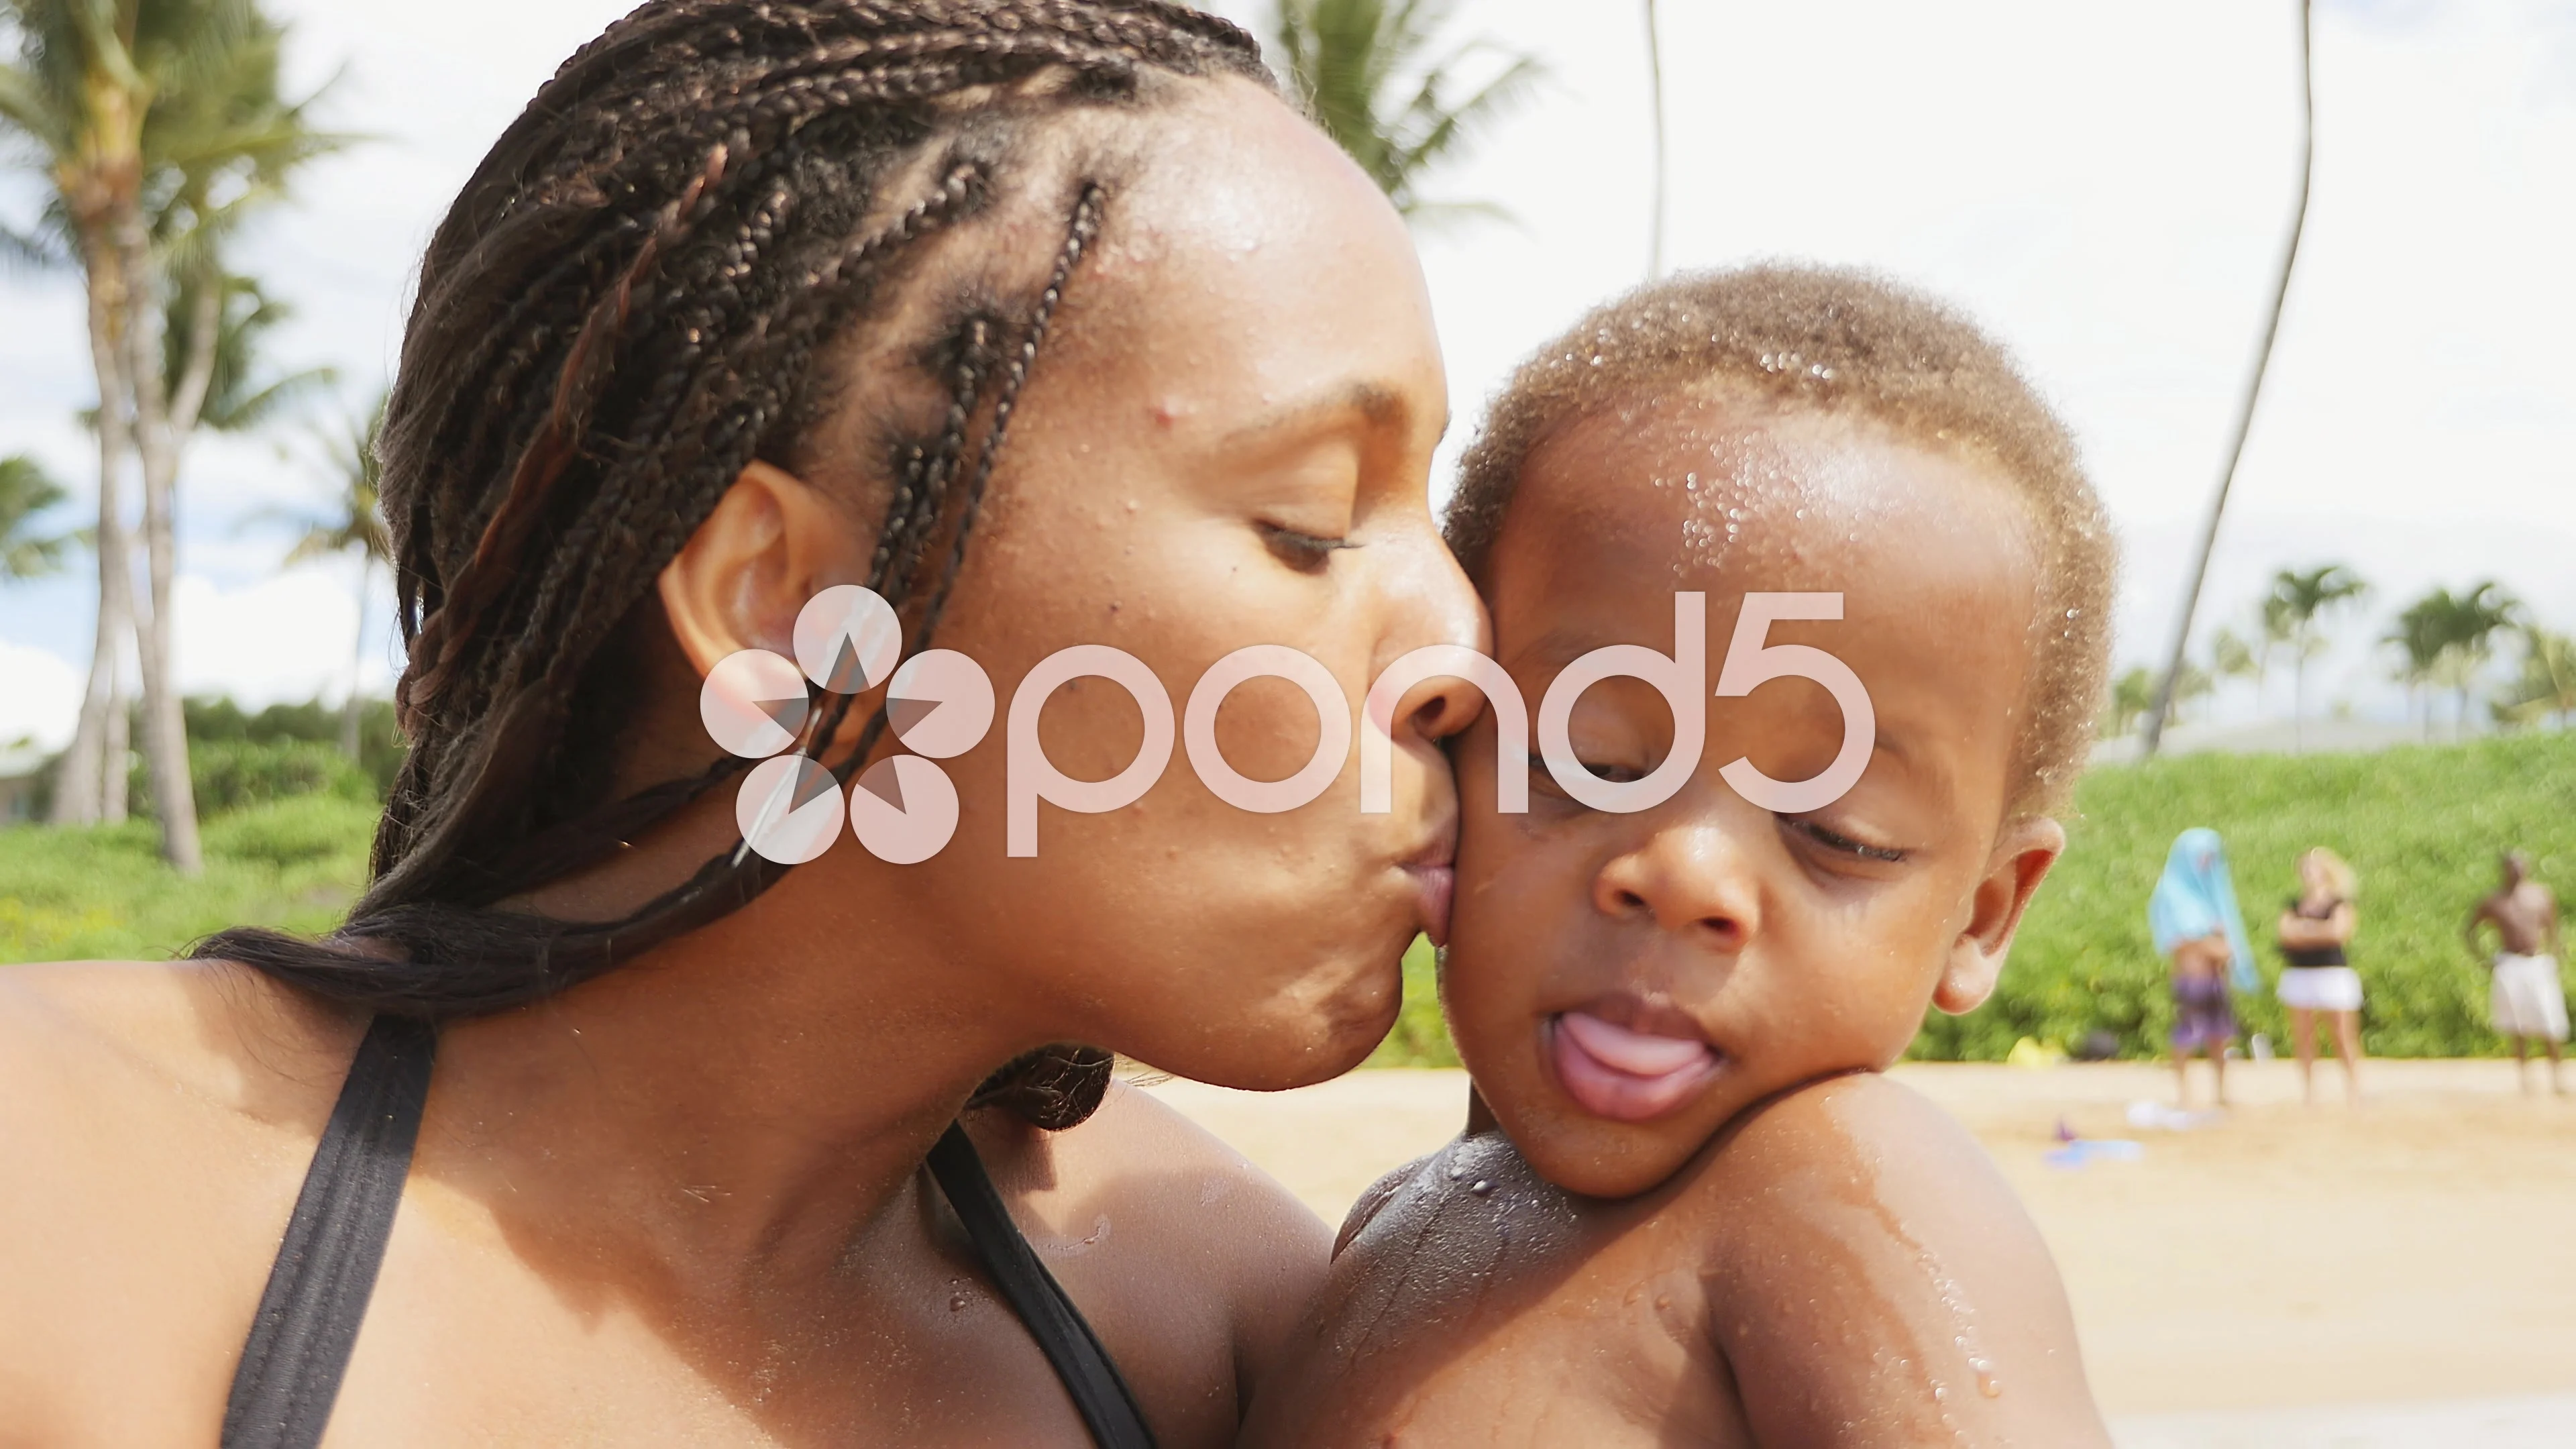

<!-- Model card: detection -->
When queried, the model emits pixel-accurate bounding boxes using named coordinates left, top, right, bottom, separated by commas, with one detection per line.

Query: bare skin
left=2169, top=932, right=2232, bottom=1109
left=2277, top=852, right=2362, bottom=1107
left=2467, top=851, right=2565, bottom=1093
left=0, top=78, right=1490, bottom=1447
left=1244, top=395, right=2108, bottom=1446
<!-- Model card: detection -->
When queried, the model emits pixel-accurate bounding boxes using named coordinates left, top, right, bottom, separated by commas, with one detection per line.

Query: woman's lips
left=1407, top=863, right=1456, bottom=947
left=1548, top=1010, right=1721, bottom=1122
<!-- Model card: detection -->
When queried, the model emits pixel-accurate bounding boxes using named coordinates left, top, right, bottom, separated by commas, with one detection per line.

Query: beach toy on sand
left=2044, top=1137, right=2144, bottom=1170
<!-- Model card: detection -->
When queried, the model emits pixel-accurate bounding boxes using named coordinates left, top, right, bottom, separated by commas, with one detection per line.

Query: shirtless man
left=2467, top=852, right=2566, bottom=1095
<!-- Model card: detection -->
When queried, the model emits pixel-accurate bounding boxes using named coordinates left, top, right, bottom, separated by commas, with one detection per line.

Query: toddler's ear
left=1933, top=816, right=2067, bottom=1015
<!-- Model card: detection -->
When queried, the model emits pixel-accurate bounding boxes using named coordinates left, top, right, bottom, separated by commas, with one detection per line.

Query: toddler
left=1246, top=265, right=2116, bottom=1446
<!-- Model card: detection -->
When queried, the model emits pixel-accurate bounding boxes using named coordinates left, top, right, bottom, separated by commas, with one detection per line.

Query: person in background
left=2276, top=847, right=2363, bottom=1107
left=2467, top=851, right=2566, bottom=1095
left=2150, top=828, right=2257, bottom=1108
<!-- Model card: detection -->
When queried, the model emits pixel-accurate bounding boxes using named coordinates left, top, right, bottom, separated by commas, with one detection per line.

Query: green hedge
left=1913, top=731, right=2576, bottom=1061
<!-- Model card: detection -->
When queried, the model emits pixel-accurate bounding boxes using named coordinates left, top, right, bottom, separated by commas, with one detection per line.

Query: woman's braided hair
left=194, top=0, right=1271, bottom=1128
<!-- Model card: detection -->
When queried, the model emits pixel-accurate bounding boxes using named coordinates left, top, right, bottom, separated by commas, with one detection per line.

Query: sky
left=3, top=0, right=2571, bottom=748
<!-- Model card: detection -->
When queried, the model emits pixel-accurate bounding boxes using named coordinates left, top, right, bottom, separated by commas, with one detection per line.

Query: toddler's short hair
left=1448, top=264, right=2116, bottom=816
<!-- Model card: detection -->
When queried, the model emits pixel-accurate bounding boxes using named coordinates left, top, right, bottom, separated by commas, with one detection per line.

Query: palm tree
left=0, top=453, right=70, bottom=579
left=2266, top=562, right=2366, bottom=751
left=2498, top=628, right=2576, bottom=731
left=1642, top=0, right=1666, bottom=277
left=166, top=272, right=331, bottom=430
left=2142, top=0, right=2316, bottom=756
left=1273, top=0, right=1541, bottom=225
left=2102, top=665, right=2157, bottom=739
left=2432, top=582, right=2519, bottom=738
left=2212, top=626, right=2258, bottom=691
left=0, top=0, right=340, bottom=868
left=2391, top=583, right=2521, bottom=741
left=2387, top=596, right=2446, bottom=741
left=2257, top=588, right=2296, bottom=711
left=281, top=392, right=388, bottom=758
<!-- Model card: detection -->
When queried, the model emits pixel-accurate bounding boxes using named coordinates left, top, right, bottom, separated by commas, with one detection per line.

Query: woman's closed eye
left=1784, top=814, right=1909, bottom=863
left=1258, top=521, right=1356, bottom=572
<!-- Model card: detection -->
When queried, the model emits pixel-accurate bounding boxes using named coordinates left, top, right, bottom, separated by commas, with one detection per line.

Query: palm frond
left=1273, top=0, right=1540, bottom=225
left=0, top=215, right=67, bottom=270
left=0, top=451, right=72, bottom=580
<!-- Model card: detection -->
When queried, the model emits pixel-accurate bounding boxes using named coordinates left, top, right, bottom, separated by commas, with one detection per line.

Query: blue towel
left=2148, top=826, right=2258, bottom=993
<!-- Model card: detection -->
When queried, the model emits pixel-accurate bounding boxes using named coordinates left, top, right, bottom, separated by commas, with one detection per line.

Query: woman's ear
left=1933, top=816, right=2068, bottom=1016
left=658, top=460, right=859, bottom=677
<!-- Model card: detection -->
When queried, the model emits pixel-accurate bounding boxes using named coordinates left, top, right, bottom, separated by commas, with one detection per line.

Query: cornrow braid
left=194, top=0, right=1272, bottom=1129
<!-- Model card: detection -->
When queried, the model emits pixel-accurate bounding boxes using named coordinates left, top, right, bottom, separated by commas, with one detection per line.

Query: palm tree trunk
left=167, top=266, right=223, bottom=436
left=2292, top=653, right=2305, bottom=754
left=340, top=556, right=370, bottom=758
left=102, top=672, right=129, bottom=820
left=2143, top=0, right=2316, bottom=757
left=115, top=209, right=203, bottom=875
left=52, top=221, right=141, bottom=828
left=1643, top=0, right=1668, bottom=279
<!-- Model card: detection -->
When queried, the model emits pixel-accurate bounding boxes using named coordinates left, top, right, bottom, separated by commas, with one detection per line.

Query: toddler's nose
left=1591, top=823, right=1756, bottom=950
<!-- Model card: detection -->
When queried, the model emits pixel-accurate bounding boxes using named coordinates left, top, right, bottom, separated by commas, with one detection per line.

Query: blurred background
left=3, top=1, right=2571, bottom=1442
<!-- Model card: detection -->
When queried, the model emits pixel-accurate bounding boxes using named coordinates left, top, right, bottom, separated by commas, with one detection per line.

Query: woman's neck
left=422, top=858, right=1046, bottom=1296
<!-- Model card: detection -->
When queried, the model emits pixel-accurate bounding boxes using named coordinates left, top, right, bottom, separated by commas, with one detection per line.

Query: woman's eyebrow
left=1222, top=381, right=1409, bottom=445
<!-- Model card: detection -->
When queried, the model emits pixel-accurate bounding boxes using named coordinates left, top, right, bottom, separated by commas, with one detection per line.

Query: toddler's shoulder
left=1676, top=1071, right=2110, bottom=1444
left=1676, top=1070, right=2031, bottom=1267
left=1695, top=1069, right=2006, bottom=1205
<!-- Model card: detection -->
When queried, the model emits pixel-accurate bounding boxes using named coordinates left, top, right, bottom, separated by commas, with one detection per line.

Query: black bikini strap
left=926, top=1123, right=1157, bottom=1449
left=221, top=1014, right=437, bottom=1449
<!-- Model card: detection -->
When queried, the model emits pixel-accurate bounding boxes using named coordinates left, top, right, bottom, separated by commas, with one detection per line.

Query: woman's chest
left=312, top=1183, right=1234, bottom=1448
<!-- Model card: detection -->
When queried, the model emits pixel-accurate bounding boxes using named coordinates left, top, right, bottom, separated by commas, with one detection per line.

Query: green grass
left=0, top=794, right=376, bottom=965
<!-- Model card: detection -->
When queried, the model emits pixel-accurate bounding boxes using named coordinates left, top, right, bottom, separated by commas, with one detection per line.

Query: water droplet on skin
left=1468, top=1179, right=1493, bottom=1196
left=1970, top=1357, right=2001, bottom=1397
left=1446, top=1161, right=1466, bottom=1181
left=949, top=1293, right=968, bottom=1312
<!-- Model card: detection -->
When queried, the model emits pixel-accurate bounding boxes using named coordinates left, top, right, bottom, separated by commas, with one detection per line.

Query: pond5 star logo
left=698, top=585, right=994, bottom=865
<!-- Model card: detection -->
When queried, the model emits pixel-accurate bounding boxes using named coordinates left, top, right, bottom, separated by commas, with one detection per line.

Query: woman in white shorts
left=2276, top=847, right=2363, bottom=1106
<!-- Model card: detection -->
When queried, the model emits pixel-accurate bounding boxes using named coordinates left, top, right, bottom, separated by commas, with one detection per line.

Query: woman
left=2149, top=827, right=2256, bottom=1108
left=2277, top=846, right=2364, bottom=1106
left=0, top=5, right=1485, bottom=1444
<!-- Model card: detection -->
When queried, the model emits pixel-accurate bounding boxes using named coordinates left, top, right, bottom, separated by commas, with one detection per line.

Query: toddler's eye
left=1258, top=523, right=1355, bottom=572
left=1788, top=816, right=1907, bottom=863
left=1525, top=758, right=1646, bottom=803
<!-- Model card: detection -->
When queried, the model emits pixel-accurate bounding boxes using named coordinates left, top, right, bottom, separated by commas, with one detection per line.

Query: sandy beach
left=1142, top=1058, right=2576, bottom=1442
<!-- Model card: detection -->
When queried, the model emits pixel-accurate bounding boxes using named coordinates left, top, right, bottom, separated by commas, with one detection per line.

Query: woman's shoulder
left=0, top=959, right=362, bottom=1433
left=0, top=957, right=361, bottom=1122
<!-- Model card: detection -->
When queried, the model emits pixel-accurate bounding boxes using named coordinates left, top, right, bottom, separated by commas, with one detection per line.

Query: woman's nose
left=1592, top=824, right=1757, bottom=950
left=1379, top=529, right=1491, bottom=746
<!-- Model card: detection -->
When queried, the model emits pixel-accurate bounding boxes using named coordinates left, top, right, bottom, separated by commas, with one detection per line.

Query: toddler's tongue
left=1550, top=1010, right=1721, bottom=1123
